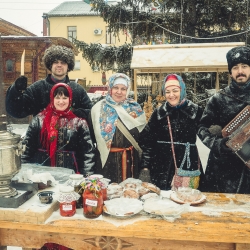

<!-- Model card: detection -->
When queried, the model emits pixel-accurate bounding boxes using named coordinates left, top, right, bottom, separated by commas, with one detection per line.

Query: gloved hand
left=208, top=125, right=222, bottom=137
left=15, top=76, right=27, bottom=91
left=139, top=168, right=151, bottom=182
left=219, top=137, right=231, bottom=154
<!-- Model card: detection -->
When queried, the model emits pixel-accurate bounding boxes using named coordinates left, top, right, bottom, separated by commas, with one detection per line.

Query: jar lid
left=59, top=185, right=74, bottom=193
left=89, top=174, right=103, bottom=179
left=69, top=174, right=84, bottom=180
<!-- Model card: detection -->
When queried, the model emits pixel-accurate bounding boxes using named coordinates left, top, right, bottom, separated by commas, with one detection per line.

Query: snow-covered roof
left=131, top=42, right=245, bottom=73
left=47, top=1, right=98, bottom=16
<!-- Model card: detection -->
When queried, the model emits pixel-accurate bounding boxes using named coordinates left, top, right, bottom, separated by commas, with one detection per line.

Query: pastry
left=141, top=182, right=161, bottom=195
left=137, top=186, right=150, bottom=197
left=124, top=183, right=137, bottom=189
left=122, top=189, right=139, bottom=199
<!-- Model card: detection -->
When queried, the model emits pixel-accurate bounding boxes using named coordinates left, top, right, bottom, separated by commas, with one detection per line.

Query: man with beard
left=6, top=45, right=92, bottom=119
left=198, top=46, right=250, bottom=194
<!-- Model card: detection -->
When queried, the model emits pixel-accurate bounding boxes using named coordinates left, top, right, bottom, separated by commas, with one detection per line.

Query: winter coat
left=140, top=100, right=203, bottom=190
left=89, top=118, right=140, bottom=183
left=198, top=82, right=250, bottom=194
left=5, top=74, right=92, bottom=119
left=22, top=113, right=95, bottom=176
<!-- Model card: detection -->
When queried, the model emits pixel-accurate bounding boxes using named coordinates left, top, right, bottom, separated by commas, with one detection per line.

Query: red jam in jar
left=60, top=201, right=76, bottom=217
left=58, top=186, right=77, bottom=217
left=101, top=188, right=107, bottom=201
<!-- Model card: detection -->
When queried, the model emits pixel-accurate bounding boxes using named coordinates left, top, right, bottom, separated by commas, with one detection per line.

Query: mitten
left=208, top=125, right=222, bottom=137
left=139, top=168, right=151, bottom=182
left=15, top=76, right=27, bottom=91
left=219, top=137, right=231, bottom=154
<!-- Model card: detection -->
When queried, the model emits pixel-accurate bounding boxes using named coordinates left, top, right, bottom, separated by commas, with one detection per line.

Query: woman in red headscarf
left=22, top=83, right=95, bottom=176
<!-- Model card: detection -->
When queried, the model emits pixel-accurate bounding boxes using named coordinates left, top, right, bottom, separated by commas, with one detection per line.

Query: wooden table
left=1, top=192, right=250, bottom=250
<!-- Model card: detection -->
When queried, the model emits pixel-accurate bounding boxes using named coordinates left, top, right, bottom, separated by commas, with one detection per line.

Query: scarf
left=231, top=78, right=250, bottom=91
left=162, top=74, right=187, bottom=109
left=40, top=83, right=77, bottom=166
left=91, top=73, right=146, bottom=167
left=51, top=75, right=66, bottom=84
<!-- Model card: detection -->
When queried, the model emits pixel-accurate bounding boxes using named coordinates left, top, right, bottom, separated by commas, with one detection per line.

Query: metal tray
left=0, top=182, right=38, bottom=208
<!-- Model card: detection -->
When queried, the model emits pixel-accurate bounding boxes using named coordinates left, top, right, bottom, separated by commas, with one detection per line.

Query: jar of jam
left=101, top=187, right=107, bottom=201
left=66, top=174, right=84, bottom=208
left=58, top=186, right=80, bottom=217
left=100, top=178, right=110, bottom=201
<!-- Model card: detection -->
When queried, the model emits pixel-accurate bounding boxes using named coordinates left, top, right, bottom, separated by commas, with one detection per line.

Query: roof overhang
left=1, top=36, right=79, bottom=55
left=131, top=42, right=245, bottom=73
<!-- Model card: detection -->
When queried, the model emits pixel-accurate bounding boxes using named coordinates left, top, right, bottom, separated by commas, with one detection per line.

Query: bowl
left=37, top=191, right=54, bottom=204
left=175, top=187, right=202, bottom=203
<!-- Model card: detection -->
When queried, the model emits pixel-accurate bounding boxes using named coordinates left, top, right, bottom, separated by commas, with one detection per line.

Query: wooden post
left=215, top=71, right=219, bottom=91
left=194, top=72, right=197, bottom=94
left=0, top=34, right=7, bottom=131
left=159, top=71, right=163, bottom=95
left=133, top=69, right=138, bottom=101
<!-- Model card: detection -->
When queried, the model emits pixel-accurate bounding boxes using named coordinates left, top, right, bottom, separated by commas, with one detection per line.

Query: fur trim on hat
left=226, top=46, right=250, bottom=74
left=43, top=45, right=75, bottom=72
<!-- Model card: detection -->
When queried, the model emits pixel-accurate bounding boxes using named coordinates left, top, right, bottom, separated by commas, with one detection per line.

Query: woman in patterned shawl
left=90, top=73, right=146, bottom=183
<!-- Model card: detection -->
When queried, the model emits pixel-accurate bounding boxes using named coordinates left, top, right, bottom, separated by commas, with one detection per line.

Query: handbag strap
left=116, top=119, right=143, bottom=159
left=166, top=116, right=200, bottom=174
left=167, top=116, right=178, bottom=174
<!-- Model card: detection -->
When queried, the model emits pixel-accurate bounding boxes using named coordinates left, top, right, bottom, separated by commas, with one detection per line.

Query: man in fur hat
left=6, top=45, right=92, bottom=119
left=198, top=45, right=250, bottom=194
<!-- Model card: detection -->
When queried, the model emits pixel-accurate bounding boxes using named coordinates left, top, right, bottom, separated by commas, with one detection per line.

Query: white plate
left=103, top=205, right=141, bottom=217
left=103, top=198, right=143, bottom=217
left=170, top=192, right=206, bottom=205
left=143, top=197, right=189, bottom=217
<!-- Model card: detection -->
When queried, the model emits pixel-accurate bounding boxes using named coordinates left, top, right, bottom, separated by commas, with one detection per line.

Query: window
left=4, top=56, right=16, bottom=80
left=106, top=27, right=116, bottom=44
left=74, top=60, right=80, bottom=70
left=68, top=26, right=77, bottom=42
left=6, top=59, right=14, bottom=72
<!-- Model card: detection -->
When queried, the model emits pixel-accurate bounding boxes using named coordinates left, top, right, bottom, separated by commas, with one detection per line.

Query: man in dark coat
left=6, top=45, right=92, bottom=119
left=198, top=46, right=250, bottom=194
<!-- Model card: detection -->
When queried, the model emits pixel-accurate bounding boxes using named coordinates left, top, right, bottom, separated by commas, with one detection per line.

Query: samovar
left=0, top=35, right=22, bottom=197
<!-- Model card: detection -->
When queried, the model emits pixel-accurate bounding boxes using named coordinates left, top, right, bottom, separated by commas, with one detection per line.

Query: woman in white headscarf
left=90, top=73, right=146, bottom=183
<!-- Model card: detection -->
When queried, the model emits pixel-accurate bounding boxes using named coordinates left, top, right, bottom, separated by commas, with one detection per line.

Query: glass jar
left=100, top=178, right=110, bottom=201
left=101, top=187, right=107, bottom=201
left=58, top=186, right=80, bottom=217
left=59, top=201, right=76, bottom=217
left=83, top=188, right=103, bottom=219
left=66, top=174, right=84, bottom=208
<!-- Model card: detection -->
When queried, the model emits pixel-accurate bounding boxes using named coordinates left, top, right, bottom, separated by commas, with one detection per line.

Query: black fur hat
left=226, top=46, right=250, bottom=74
left=43, top=45, right=75, bottom=72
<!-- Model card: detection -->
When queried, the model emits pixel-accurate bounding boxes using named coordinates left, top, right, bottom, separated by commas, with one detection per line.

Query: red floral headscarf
left=40, top=83, right=77, bottom=166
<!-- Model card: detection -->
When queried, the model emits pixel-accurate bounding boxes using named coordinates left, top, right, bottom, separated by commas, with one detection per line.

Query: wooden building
left=1, top=36, right=78, bottom=93
left=0, top=18, right=36, bottom=36
left=131, top=42, right=245, bottom=100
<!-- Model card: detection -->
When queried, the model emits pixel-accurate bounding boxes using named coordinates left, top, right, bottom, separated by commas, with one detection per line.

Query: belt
left=110, top=146, right=134, bottom=181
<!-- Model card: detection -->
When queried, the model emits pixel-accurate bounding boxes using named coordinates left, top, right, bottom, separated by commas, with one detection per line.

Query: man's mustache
left=237, top=74, right=246, bottom=78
